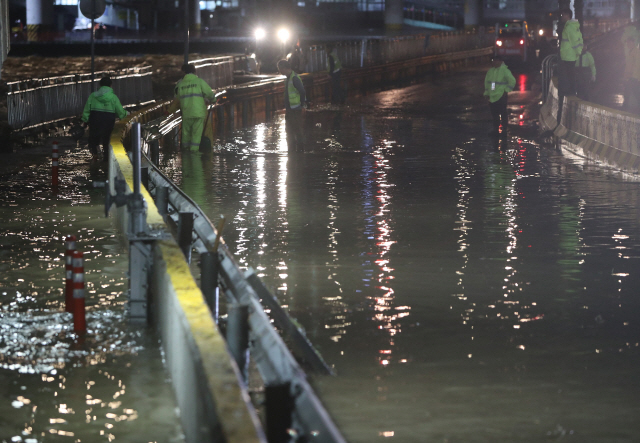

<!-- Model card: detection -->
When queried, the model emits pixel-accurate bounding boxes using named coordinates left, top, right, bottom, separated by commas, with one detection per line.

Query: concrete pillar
left=464, top=0, right=480, bottom=28
left=384, top=0, right=403, bottom=31
left=26, top=0, right=54, bottom=41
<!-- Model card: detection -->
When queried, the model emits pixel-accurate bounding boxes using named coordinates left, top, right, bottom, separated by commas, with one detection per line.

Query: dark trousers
left=330, top=70, right=345, bottom=104
left=285, top=108, right=304, bottom=152
left=576, top=67, right=592, bottom=101
left=489, top=93, right=508, bottom=132
left=557, top=60, right=576, bottom=124
left=557, top=60, right=576, bottom=97
left=88, top=111, right=116, bottom=158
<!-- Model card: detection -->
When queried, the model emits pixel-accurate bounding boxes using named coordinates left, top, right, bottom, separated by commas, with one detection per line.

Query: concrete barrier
left=107, top=112, right=266, bottom=443
left=540, top=77, right=640, bottom=173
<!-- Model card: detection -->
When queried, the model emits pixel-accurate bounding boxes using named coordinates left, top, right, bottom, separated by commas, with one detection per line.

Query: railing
left=6, top=66, right=153, bottom=129
left=541, top=54, right=557, bottom=104
left=189, top=56, right=235, bottom=90
left=303, top=31, right=493, bottom=72
left=134, top=108, right=344, bottom=441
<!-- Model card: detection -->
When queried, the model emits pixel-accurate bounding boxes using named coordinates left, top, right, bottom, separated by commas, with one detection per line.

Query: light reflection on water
left=162, top=70, right=640, bottom=441
left=1, top=142, right=183, bottom=442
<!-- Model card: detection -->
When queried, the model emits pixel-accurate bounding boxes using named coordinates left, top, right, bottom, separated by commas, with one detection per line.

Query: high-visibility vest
left=326, top=49, right=342, bottom=73
left=174, top=73, right=215, bottom=119
left=286, top=71, right=302, bottom=108
left=560, top=19, right=583, bottom=62
left=483, top=62, right=516, bottom=103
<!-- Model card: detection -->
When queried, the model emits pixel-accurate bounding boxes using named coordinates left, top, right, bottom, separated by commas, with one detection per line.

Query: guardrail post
left=141, top=166, right=149, bottom=190
left=200, top=251, right=219, bottom=322
left=128, top=123, right=153, bottom=322
left=178, top=212, right=194, bottom=263
left=242, top=100, right=249, bottom=126
left=265, top=94, right=271, bottom=119
left=217, top=105, right=225, bottom=127
left=265, top=382, right=294, bottom=443
left=227, top=303, right=249, bottom=380
left=155, top=186, right=169, bottom=217
left=150, top=139, right=160, bottom=165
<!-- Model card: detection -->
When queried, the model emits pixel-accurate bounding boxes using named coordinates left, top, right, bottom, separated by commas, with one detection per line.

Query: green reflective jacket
left=576, top=51, right=596, bottom=80
left=81, top=86, right=127, bottom=122
left=286, top=71, right=303, bottom=108
left=174, top=73, right=215, bottom=119
left=484, top=62, right=516, bottom=103
left=560, top=20, right=583, bottom=62
left=327, top=49, right=342, bottom=73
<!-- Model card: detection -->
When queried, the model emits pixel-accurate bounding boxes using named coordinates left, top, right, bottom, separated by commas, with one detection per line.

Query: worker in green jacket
left=484, top=55, right=516, bottom=136
left=557, top=8, right=583, bottom=124
left=167, top=64, right=216, bottom=151
left=575, top=42, right=596, bottom=101
left=277, top=59, right=307, bottom=152
left=326, top=43, right=345, bottom=104
left=81, top=76, right=128, bottom=162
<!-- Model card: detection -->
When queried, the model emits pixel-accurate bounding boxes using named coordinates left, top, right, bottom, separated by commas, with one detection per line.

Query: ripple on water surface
left=0, top=140, right=184, bottom=442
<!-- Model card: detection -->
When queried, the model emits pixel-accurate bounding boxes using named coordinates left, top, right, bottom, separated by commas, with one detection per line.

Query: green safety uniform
left=286, top=71, right=304, bottom=108
left=483, top=62, right=516, bottom=103
left=576, top=51, right=596, bottom=81
left=172, top=73, right=215, bottom=151
left=81, top=86, right=127, bottom=122
left=81, top=86, right=128, bottom=158
left=327, top=49, right=342, bottom=73
left=560, top=19, right=583, bottom=62
left=284, top=70, right=306, bottom=151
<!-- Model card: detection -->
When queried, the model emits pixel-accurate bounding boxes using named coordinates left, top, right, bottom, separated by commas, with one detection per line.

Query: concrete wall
left=540, top=78, right=640, bottom=173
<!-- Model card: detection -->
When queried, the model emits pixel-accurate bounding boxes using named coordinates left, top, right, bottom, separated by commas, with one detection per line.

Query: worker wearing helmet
left=167, top=64, right=216, bottom=151
left=326, top=43, right=345, bottom=104
left=81, top=76, right=128, bottom=162
left=277, top=59, right=306, bottom=152
left=557, top=8, right=583, bottom=124
left=484, top=55, right=516, bottom=137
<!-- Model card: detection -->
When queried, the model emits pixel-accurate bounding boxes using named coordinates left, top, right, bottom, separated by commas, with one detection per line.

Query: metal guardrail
left=132, top=122, right=344, bottom=440
left=6, top=67, right=153, bottom=129
left=190, top=56, right=235, bottom=90
left=541, top=54, right=557, bottom=104
left=303, top=31, right=493, bottom=72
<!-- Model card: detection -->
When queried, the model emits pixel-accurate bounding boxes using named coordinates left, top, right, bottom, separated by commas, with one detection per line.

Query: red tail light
left=520, top=39, right=524, bottom=45
left=496, top=40, right=503, bottom=47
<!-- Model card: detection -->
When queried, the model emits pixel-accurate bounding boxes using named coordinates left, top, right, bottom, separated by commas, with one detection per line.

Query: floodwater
left=0, top=143, right=184, bottom=442
left=160, top=65, right=640, bottom=442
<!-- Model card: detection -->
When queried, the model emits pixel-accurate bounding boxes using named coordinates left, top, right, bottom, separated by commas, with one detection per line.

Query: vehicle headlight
left=255, top=28, right=266, bottom=40
left=277, top=28, right=290, bottom=44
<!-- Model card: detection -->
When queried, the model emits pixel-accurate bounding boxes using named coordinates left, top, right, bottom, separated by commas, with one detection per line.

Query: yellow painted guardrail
left=108, top=110, right=266, bottom=443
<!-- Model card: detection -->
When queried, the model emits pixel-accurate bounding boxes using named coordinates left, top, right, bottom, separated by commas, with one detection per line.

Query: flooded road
left=0, top=144, right=184, bottom=442
left=161, top=65, right=640, bottom=442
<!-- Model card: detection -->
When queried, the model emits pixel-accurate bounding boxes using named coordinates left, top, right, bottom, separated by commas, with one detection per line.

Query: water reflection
left=1, top=141, right=183, bottom=441
left=165, top=72, right=640, bottom=442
